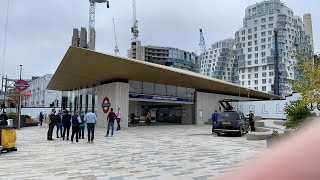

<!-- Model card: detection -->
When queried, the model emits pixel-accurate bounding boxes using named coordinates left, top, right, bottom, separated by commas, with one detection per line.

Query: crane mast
left=113, top=18, right=120, bottom=55
left=131, top=0, right=139, bottom=41
left=199, top=29, right=206, bottom=74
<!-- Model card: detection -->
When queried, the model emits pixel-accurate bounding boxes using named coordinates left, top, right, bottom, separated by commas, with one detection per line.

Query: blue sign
left=129, top=93, right=193, bottom=103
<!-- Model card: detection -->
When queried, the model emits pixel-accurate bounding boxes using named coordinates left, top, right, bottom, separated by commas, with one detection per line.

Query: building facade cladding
left=128, top=41, right=200, bottom=73
left=235, top=0, right=313, bottom=97
left=23, top=74, right=62, bottom=108
left=200, top=39, right=237, bottom=83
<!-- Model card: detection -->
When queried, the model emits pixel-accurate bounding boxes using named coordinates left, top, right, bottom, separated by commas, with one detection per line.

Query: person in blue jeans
left=55, top=110, right=63, bottom=138
left=84, top=109, right=97, bottom=144
left=105, top=108, right=117, bottom=137
left=78, top=111, right=86, bottom=139
left=212, top=110, right=218, bottom=134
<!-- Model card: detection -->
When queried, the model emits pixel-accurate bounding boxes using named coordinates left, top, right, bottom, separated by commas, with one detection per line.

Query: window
left=242, top=81, right=245, bottom=85
left=254, top=80, right=258, bottom=85
left=261, top=52, right=266, bottom=57
left=254, top=27, right=257, bottom=32
left=248, top=54, right=252, bottom=59
left=242, top=30, right=246, bottom=35
left=268, top=23, right=273, bottom=28
left=269, top=17, right=274, bottom=21
left=248, top=74, right=251, bottom=78
left=248, top=35, right=252, bottom=40
left=268, top=37, right=272, bottom=42
left=242, top=75, right=245, bottom=79
left=261, top=38, right=266, bottom=43
left=255, top=73, right=258, bottom=78
left=242, top=37, right=245, bottom=41
left=269, top=65, right=274, bottom=70
left=248, top=28, right=252, bottom=33
left=255, top=53, right=258, bottom=58
left=255, top=46, right=258, bottom=51
left=254, top=87, right=258, bottom=90
left=255, top=40, right=258, bottom=45
left=262, top=58, right=266, bottom=63
left=254, top=20, right=258, bottom=25
left=248, top=61, right=252, bottom=65
left=248, top=68, right=252, bottom=72
left=248, top=41, right=252, bottom=46
left=243, top=43, right=246, bottom=47
left=268, top=31, right=272, bottom=35
left=262, top=86, right=266, bottom=91
left=210, top=51, right=213, bottom=54
left=262, top=72, right=267, bottom=77
left=268, top=44, right=271, bottom=48
left=209, top=55, right=212, bottom=58
left=262, top=79, right=266, bottom=84
left=261, top=18, right=266, bottom=23
left=255, top=67, right=258, bottom=72
left=248, top=48, right=252, bottom=52
left=262, top=66, right=267, bottom=70
left=261, top=32, right=266, bottom=37
left=254, top=34, right=258, bottom=38
left=269, top=72, right=274, bottom=76
left=261, top=45, right=266, bottom=49
left=261, top=25, right=266, bottom=30
left=242, top=69, right=245, bottom=73
left=255, top=59, right=258, bottom=64
left=269, top=79, right=272, bottom=83
left=248, top=81, right=251, bottom=85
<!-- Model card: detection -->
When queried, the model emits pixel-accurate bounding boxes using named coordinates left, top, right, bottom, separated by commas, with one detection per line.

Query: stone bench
left=254, top=121, right=265, bottom=127
left=247, top=127, right=272, bottom=140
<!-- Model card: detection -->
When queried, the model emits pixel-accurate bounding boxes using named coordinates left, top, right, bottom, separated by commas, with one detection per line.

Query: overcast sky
left=0, top=0, right=319, bottom=79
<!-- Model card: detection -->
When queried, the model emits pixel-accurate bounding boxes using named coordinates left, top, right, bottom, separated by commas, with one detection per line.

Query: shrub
left=284, top=100, right=311, bottom=130
left=7, top=112, right=19, bottom=120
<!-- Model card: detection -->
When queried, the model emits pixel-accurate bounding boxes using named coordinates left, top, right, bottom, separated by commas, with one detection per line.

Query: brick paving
left=0, top=125, right=266, bottom=179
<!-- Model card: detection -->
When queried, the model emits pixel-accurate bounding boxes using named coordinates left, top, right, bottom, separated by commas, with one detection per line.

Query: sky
left=0, top=0, right=319, bottom=80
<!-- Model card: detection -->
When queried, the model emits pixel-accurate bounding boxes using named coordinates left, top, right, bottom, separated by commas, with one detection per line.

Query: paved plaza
left=0, top=125, right=267, bottom=180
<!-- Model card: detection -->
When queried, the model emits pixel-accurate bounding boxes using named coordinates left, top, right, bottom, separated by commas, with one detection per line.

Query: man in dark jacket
left=62, top=110, right=72, bottom=141
left=47, top=109, right=56, bottom=141
left=39, top=112, right=44, bottom=126
left=55, top=110, right=63, bottom=138
left=71, top=111, right=81, bottom=143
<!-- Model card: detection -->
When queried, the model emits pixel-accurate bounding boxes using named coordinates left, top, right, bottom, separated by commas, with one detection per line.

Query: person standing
left=78, top=110, right=86, bottom=139
left=71, top=111, right=81, bottom=143
left=146, top=111, right=151, bottom=125
left=211, top=110, right=218, bottom=134
left=84, top=109, right=97, bottom=144
left=116, top=108, right=122, bottom=131
left=105, top=108, right=117, bottom=137
left=47, top=109, right=56, bottom=141
left=62, top=110, right=72, bottom=141
left=248, top=111, right=255, bottom=131
left=55, top=110, right=63, bottom=138
left=39, top=112, right=44, bottom=126
left=130, top=113, right=135, bottom=125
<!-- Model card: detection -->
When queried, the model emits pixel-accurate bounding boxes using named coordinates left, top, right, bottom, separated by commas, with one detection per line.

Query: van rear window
left=217, top=112, right=239, bottom=121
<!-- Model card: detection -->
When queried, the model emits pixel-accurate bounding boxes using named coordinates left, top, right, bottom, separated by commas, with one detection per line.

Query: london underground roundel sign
left=14, top=80, right=30, bottom=91
left=101, top=97, right=111, bottom=113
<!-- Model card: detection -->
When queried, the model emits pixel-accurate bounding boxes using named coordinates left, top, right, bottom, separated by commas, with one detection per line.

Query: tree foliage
left=284, top=100, right=311, bottom=130
left=7, top=88, right=20, bottom=108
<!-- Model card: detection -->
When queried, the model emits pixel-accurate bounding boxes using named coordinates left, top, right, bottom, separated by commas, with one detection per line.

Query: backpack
left=80, top=114, right=85, bottom=124
left=72, top=115, right=80, bottom=127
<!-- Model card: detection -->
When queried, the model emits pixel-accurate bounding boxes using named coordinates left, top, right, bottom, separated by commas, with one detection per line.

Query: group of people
left=46, top=109, right=97, bottom=144
left=46, top=107, right=123, bottom=143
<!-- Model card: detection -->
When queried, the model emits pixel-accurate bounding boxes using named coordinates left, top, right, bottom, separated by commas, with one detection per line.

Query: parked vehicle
left=213, top=111, right=250, bottom=136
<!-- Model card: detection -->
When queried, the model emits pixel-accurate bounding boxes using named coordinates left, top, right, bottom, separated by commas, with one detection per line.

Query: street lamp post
left=18, top=65, right=22, bottom=130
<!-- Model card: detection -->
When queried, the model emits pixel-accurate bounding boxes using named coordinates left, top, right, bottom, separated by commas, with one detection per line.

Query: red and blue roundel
left=102, top=97, right=111, bottom=113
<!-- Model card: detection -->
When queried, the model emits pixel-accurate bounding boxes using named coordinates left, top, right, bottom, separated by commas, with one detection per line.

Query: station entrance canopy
left=47, top=46, right=280, bottom=100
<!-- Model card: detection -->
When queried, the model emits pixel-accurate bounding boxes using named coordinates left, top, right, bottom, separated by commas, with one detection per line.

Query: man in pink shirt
left=116, top=108, right=122, bottom=131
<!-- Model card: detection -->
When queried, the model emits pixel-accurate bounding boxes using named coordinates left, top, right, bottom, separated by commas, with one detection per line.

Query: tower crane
left=88, top=0, right=110, bottom=50
left=113, top=18, right=120, bottom=56
left=131, top=0, right=139, bottom=42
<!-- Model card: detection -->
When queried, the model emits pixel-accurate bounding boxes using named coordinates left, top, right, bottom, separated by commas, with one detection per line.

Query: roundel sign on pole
left=101, top=97, right=111, bottom=113
left=14, top=80, right=30, bottom=91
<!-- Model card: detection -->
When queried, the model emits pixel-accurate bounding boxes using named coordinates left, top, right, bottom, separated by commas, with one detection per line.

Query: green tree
left=284, top=100, right=311, bottom=130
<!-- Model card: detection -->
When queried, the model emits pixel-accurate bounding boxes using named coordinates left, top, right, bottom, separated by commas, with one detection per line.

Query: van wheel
left=217, top=132, right=221, bottom=136
left=238, top=128, right=243, bottom=137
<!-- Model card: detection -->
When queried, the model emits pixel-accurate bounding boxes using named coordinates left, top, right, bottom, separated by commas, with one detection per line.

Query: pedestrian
left=84, top=108, right=97, bottom=144
left=78, top=110, right=86, bottom=139
left=62, top=110, right=72, bottom=141
left=146, top=111, right=151, bottom=125
left=105, top=108, right=117, bottom=137
left=130, top=113, right=135, bottom=125
left=116, top=108, right=122, bottom=131
left=248, top=111, right=255, bottom=131
left=39, top=111, right=44, bottom=126
left=212, top=110, right=218, bottom=134
left=71, top=111, right=81, bottom=143
left=0, top=111, right=8, bottom=121
left=55, top=110, right=63, bottom=138
left=47, top=109, right=56, bottom=141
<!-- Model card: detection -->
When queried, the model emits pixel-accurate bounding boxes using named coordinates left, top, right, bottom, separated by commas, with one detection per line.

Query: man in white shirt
left=84, top=109, right=97, bottom=144
left=116, top=108, right=122, bottom=131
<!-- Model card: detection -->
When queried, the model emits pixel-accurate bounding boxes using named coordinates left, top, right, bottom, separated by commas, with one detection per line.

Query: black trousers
left=63, top=125, right=70, bottom=140
left=250, top=121, right=255, bottom=131
left=47, top=124, right=55, bottom=140
left=71, top=126, right=79, bottom=142
left=212, top=122, right=216, bottom=133
left=117, top=118, right=121, bottom=130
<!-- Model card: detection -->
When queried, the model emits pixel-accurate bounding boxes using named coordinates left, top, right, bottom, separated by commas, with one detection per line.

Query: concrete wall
left=181, top=104, right=193, bottom=125
left=97, top=82, right=129, bottom=128
left=195, top=92, right=254, bottom=125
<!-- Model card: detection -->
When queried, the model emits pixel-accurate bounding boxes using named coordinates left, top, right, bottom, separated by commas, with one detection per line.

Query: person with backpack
left=62, top=110, right=72, bottom=141
left=78, top=110, right=86, bottom=139
left=105, top=108, right=117, bottom=137
left=71, top=111, right=81, bottom=143
left=47, top=109, right=56, bottom=141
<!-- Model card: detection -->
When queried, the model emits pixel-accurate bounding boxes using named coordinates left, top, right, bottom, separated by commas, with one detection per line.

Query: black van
left=213, top=111, right=250, bottom=136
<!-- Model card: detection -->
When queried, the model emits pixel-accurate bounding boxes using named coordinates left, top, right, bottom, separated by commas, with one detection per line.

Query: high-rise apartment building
left=200, top=39, right=237, bottom=82
left=71, top=27, right=89, bottom=48
left=235, top=0, right=313, bottom=96
left=128, top=41, right=200, bottom=73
